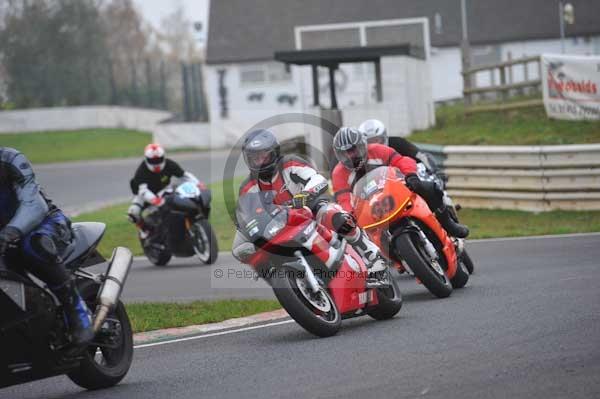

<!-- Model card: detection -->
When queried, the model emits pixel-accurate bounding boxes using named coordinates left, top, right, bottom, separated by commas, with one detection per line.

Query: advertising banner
left=542, top=54, right=600, bottom=120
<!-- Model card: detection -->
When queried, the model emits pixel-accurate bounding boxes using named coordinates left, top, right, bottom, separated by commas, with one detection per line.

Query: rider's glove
left=404, top=173, right=421, bottom=192
left=0, top=226, right=22, bottom=255
left=292, top=191, right=312, bottom=209
left=415, top=151, right=437, bottom=172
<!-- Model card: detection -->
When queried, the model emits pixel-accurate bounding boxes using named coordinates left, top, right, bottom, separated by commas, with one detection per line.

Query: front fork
left=294, top=251, right=321, bottom=294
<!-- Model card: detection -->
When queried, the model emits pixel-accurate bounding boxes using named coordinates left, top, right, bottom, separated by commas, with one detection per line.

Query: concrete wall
left=0, top=106, right=173, bottom=134
left=153, top=122, right=224, bottom=149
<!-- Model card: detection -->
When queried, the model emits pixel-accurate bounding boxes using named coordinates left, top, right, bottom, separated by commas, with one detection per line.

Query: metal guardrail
left=418, top=143, right=600, bottom=212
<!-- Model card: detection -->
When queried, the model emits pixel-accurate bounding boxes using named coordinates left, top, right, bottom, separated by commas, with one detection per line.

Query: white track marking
left=134, top=320, right=294, bottom=349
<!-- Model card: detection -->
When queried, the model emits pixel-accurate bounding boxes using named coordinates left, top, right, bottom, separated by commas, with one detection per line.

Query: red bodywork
left=245, top=207, right=379, bottom=315
left=354, top=169, right=458, bottom=279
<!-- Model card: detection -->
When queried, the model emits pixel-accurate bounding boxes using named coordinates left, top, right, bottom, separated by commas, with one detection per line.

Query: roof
left=206, top=0, right=600, bottom=64
left=274, top=44, right=412, bottom=66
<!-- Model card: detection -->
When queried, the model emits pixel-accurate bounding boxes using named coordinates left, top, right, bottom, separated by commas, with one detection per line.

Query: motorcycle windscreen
left=352, top=166, right=409, bottom=229
left=236, top=191, right=286, bottom=243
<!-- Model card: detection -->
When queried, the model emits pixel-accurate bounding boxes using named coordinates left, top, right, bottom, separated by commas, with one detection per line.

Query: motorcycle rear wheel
left=367, top=267, right=403, bottom=320
left=395, top=232, right=452, bottom=298
left=461, top=249, right=475, bottom=274
left=68, top=281, right=133, bottom=390
left=272, top=267, right=341, bottom=337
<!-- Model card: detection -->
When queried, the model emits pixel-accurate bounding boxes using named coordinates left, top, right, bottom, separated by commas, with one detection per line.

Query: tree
left=0, top=0, right=110, bottom=107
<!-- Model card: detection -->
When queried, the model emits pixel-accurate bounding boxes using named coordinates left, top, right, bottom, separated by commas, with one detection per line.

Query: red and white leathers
left=332, top=143, right=417, bottom=213
left=233, top=155, right=384, bottom=269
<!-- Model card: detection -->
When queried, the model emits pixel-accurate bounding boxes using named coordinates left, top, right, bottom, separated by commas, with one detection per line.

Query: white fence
left=438, top=144, right=600, bottom=211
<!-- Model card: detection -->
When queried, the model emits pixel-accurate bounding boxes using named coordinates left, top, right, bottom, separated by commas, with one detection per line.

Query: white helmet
left=358, top=119, right=388, bottom=145
left=144, top=143, right=166, bottom=173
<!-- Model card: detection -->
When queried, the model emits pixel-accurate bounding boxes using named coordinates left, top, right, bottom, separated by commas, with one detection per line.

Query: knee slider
left=332, top=212, right=356, bottom=235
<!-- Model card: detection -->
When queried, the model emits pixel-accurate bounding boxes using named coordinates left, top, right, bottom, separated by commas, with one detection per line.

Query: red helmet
left=144, top=143, right=166, bottom=173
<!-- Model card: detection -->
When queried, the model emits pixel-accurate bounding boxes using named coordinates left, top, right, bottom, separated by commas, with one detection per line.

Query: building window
left=240, top=62, right=291, bottom=86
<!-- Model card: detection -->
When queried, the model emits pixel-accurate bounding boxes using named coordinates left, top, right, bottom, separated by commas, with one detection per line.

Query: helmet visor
left=335, top=143, right=367, bottom=170
left=244, top=148, right=277, bottom=172
left=146, top=156, right=165, bottom=166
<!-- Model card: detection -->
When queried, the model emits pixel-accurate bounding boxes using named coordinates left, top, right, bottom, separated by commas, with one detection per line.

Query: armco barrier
left=416, top=143, right=600, bottom=211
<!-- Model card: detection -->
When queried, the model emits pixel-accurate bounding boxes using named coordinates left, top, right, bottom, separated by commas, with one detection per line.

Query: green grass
left=411, top=104, right=600, bottom=145
left=73, top=178, right=242, bottom=258
left=459, top=209, right=600, bottom=239
left=75, top=185, right=600, bottom=259
left=2, top=129, right=153, bottom=164
left=126, top=300, right=281, bottom=333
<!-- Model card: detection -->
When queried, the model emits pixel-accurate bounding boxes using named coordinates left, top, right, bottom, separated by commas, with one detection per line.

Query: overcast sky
left=134, top=0, right=209, bottom=30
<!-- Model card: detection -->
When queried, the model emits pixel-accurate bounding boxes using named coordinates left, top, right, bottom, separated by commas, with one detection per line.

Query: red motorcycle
left=236, top=191, right=403, bottom=337
left=353, top=167, right=470, bottom=298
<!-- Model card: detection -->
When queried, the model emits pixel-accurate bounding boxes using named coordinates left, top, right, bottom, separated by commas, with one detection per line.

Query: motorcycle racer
left=127, top=143, right=201, bottom=238
left=0, top=147, right=94, bottom=345
left=331, top=127, right=469, bottom=239
left=232, top=129, right=388, bottom=279
left=358, top=119, right=438, bottom=172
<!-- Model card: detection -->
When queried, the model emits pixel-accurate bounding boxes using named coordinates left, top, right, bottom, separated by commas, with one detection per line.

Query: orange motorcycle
left=353, top=167, right=470, bottom=298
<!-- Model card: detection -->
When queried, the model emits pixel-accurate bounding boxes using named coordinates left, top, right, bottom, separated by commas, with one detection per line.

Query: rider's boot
left=436, top=206, right=469, bottom=239
left=347, top=230, right=388, bottom=282
left=52, top=279, right=94, bottom=346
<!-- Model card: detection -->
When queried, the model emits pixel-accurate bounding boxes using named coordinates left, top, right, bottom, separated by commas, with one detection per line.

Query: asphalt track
left=4, top=233, right=600, bottom=399
left=35, top=150, right=246, bottom=215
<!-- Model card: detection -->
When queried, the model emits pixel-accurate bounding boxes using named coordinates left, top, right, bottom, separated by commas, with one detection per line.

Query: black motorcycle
left=141, top=182, right=219, bottom=266
left=1, top=222, right=134, bottom=390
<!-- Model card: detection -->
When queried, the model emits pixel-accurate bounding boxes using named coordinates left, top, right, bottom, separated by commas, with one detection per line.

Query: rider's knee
left=27, top=234, right=60, bottom=265
left=128, top=203, right=142, bottom=223
left=331, top=212, right=357, bottom=236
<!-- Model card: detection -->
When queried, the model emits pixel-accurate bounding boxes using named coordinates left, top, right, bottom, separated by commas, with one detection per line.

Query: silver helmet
left=358, top=119, right=388, bottom=145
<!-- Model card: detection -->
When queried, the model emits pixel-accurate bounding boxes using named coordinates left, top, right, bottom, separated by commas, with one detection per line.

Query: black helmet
left=242, top=129, right=281, bottom=179
left=333, top=127, right=367, bottom=170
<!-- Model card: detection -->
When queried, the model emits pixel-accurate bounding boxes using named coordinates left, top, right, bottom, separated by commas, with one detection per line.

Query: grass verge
left=411, top=104, right=600, bottom=145
left=460, top=208, right=600, bottom=239
left=1, top=128, right=209, bottom=164
left=75, top=192, right=600, bottom=258
left=73, top=177, right=242, bottom=258
left=3, top=129, right=153, bottom=163
left=127, top=299, right=281, bottom=333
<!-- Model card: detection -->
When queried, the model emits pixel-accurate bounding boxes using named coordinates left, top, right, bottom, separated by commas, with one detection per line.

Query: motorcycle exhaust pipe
left=93, top=247, right=133, bottom=332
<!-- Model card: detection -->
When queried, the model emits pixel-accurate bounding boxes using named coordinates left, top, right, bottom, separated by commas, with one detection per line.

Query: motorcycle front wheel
left=190, top=219, right=219, bottom=264
left=142, top=239, right=172, bottom=266
left=394, top=232, right=453, bottom=298
left=272, top=266, right=341, bottom=337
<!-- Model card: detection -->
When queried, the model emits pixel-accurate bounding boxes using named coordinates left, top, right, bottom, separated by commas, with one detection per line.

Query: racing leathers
left=0, top=147, right=93, bottom=345
left=387, top=136, right=438, bottom=173
left=232, top=155, right=386, bottom=273
left=332, top=143, right=469, bottom=238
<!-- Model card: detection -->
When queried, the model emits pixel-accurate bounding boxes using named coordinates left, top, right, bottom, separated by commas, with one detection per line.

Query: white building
left=204, top=0, right=600, bottom=146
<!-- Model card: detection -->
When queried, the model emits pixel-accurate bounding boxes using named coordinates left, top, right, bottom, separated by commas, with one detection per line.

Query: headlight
left=264, top=213, right=287, bottom=240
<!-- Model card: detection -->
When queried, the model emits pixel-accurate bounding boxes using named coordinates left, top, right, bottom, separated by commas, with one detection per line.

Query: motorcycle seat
left=62, top=222, right=106, bottom=268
